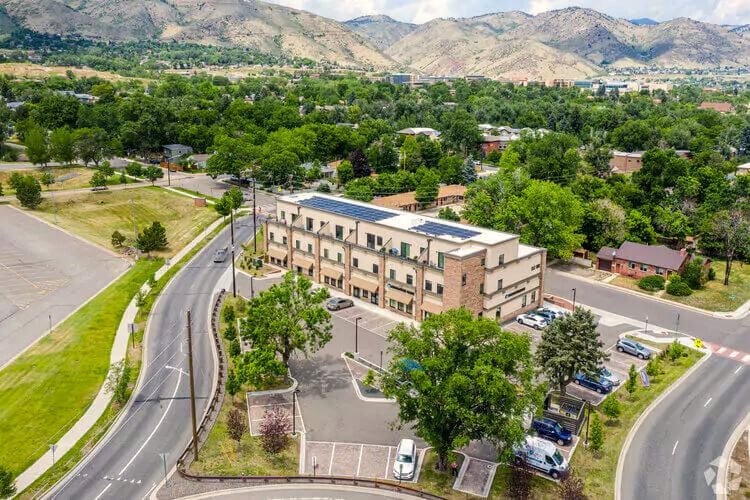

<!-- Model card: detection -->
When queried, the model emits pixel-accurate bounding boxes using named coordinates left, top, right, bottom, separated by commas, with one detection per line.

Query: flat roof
left=280, top=193, right=522, bottom=246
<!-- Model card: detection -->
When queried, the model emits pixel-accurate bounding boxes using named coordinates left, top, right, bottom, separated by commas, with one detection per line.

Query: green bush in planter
left=666, top=275, right=693, bottom=296
left=638, top=275, right=665, bottom=291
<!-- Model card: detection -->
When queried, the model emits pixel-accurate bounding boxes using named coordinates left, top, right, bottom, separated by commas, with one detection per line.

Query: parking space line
left=385, top=446, right=392, bottom=479
left=672, top=441, right=679, bottom=455
left=356, top=445, right=364, bottom=476
left=735, top=366, right=743, bottom=375
left=704, top=397, right=712, bottom=407
left=329, top=442, right=336, bottom=474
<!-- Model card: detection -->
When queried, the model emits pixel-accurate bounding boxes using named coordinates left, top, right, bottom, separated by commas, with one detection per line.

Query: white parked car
left=393, top=438, right=417, bottom=480
left=516, top=313, right=549, bottom=330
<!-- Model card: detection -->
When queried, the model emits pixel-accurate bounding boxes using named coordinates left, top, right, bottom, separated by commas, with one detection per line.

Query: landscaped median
left=0, top=258, right=162, bottom=481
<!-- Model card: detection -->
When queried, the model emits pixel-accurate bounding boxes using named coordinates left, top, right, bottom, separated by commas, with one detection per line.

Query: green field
left=0, top=258, right=162, bottom=476
left=0, top=166, right=132, bottom=195
left=30, top=186, right=219, bottom=257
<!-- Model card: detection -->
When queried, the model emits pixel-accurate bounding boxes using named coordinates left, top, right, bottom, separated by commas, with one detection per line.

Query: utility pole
left=186, top=310, right=199, bottom=462
left=354, top=317, right=361, bottom=354
left=250, top=275, right=254, bottom=299
left=675, top=313, right=680, bottom=335
left=230, top=209, right=236, bottom=298
left=571, top=288, right=577, bottom=308
left=252, top=178, right=257, bottom=253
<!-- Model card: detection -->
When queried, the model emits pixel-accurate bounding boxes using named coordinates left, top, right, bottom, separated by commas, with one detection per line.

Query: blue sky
left=268, top=0, right=750, bottom=25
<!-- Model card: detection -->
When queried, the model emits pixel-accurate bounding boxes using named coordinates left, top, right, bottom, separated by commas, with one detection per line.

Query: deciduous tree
left=25, top=126, right=49, bottom=167
left=381, top=308, right=538, bottom=471
left=15, top=175, right=42, bottom=209
left=227, top=407, right=248, bottom=443
left=259, top=406, right=291, bottom=453
left=49, top=127, right=75, bottom=165
left=535, top=308, right=609, bottom=395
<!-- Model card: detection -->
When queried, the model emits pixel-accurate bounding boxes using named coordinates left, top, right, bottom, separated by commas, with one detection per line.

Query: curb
left=42, top=213, right=232, bottom=499
left=614, top=349, right=713, bottom=500
left=552, top=269, right=750, bottom=320
left=716, top=411, right=750, bottom=500
left=341, top=354, right=395, bottom=404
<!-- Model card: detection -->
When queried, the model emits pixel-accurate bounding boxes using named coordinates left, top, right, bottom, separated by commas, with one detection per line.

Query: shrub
left=507, top=461, right=534, bottom=499
left=222, top=304, right=235, bottom=324
left=106, top=360, right=131, bottom=406
left=15, top=174, right=42, bottom=209
left=224, top=323, right=237, bottom=341
left=708, top=267, right=716, bottom=281
left=558, top=471, right=587, bottom=500
left=638, top=275, right=665, bottom=291
left=229, top=337, right=241, bottom=357
left=111, top=230, right=126, bottom=248
left=645, top=358, right=661, bottom=377
left=667, top=341, right=687, bottom=362
left=626, top=364, right=638, bottom=395
left=438, top=207, right=460, bottom=221
left=682, top=257, right=707, bottom=289
left=227, top=406, right=247, bottom=443
left=0, top=466, right=16, bottom=498
left=125, top=163, right=143, bottom=177
left=589, top=413, right=604, bottom=452
left=600, top=396, right=621, bottom=420
left=316, top=182, right=331, bottom=193
left=259, top=406, right=291, bottom=453
left=666, top=276, right=693, bottom=296
left=226, top=369, right=240, bottom=396
left=362, top=369, right=376, bottom=388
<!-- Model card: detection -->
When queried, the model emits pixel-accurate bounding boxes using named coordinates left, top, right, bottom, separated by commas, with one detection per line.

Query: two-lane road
left=48, top=216, right=253, bottom=500
left=546, top=267, right=750, bottom=500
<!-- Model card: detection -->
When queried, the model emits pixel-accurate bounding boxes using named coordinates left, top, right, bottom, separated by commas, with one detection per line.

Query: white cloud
left=264, top=0, right=750, bottom=25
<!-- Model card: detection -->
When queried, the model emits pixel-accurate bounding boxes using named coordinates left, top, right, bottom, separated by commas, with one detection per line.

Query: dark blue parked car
left=531, top=417, right=573, bottom=446
left=574, top=372, right=614, bottom=394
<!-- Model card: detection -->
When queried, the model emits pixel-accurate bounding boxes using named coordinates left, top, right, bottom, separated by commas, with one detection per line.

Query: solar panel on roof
left=298, top=196, right=393, bottom=222
left=411, top=221, right=480, bottom=240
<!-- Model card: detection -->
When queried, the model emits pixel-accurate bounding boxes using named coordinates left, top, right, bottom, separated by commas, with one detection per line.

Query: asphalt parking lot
left=303, top=440, right=423, bottom=482
left=332, top=304, right=402, bottom=339
left=0, top=206, right=129, bottom=367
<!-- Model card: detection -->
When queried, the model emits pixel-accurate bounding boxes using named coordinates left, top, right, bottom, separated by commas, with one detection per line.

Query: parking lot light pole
left=354, top=317, right=362, bottom=354
left=675, top=313, right=680, bottom=334
left=49, top=444, right=57, bottom=465
left=292, top=389, right=300, bottom=436
left=645, top=315, right=649, bottom=334
left=571, top=288, right=577, bottom=308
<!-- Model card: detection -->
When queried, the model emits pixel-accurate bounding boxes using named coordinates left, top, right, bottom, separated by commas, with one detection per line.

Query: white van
left=513, top=436, right=569, bottom=479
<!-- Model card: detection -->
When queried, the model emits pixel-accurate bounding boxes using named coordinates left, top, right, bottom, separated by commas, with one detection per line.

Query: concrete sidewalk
left=12, top=215, right=230, bottom=493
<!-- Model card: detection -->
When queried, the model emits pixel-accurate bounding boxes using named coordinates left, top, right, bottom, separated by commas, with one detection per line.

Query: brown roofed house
left=596, top=241, right=708, bottom=278
left=373, top=185, right=467, bottom=212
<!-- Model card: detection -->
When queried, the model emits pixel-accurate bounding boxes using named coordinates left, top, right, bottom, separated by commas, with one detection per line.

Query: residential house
left=609, top=151, right=644, bottom=173
left=264, top=193, right=546, bottom=321
left=596, top=241, right=706, bottom=278
left=397, top=127, right=441, bottom=140
left=737, top=162, right=750, bottom=176
left=373, top=185, right=467, bottom=212
left=698, top=102, right=735, bottom=113
left=162, top=144, right=194, bottom=171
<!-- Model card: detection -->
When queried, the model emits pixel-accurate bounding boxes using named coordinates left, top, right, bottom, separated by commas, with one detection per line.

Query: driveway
left=0, top=206, right=129, bottom=367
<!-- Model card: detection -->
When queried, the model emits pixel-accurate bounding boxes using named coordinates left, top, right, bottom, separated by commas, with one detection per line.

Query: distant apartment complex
left=264, top=193, right=546, bottom=321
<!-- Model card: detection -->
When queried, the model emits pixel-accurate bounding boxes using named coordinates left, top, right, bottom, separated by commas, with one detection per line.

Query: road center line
left=672, top=441, right=679, bottom=455
left=93, top=483, right=111, bottom=500
left=118, top=370, right=182, bottom=475
left=704, top=397, right=712, bottom=408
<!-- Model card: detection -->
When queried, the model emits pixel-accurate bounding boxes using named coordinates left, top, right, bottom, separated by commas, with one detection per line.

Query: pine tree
left=590, top=413, right=604, bottom=452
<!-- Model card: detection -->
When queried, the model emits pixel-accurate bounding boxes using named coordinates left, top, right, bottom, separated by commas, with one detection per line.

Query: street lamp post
left=292, top=389, right=300, bottom=436
left=645, top=315, right=649, bottom=334
left=49, top=444, right=57, bottom=465
left=571, top=288, right=577, bottom=308
left=354, top=317, right=362, bottom=354
left=675, top=313, right=680, bottom=334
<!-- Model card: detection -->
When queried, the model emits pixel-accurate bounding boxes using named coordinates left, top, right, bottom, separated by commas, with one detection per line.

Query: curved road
left=180, top=484, right=426, bottom=499
left=47, top=216, right=253, bottom=500
left=546, top=268, right=750, bottom=500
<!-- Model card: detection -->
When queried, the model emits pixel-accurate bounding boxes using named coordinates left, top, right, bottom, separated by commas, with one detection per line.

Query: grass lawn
left=416, top=450, right=465, bottom=498
left=28, top=186, right=219, bottom=258
left=669, top=260, right=750, bottom=312
left=0, top=166, right=133, bottom=195
left=568, top=347, right=703, bottom=499
left=171, top=186, right=220, bottom=203
left=189, top=394, right=299, bottom=476
left=238, top=227, right=276, bottom=277
left=0, top=258, right=162, bottom=477
left=611, top=275, right=656, bottom=295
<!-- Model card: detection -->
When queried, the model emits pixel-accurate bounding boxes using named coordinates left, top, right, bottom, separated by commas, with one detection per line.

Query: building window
left=282, top=235, right=288, bottom=245
left=406, top=303, right=413, bottom=314
left=353, top=286, right=361, bottom=298
left=397, top=302, right=405, bottom=312
left=307, top=243, right=313, bottom=253
left=389, top=299, right=397, bottom=308
left=480, top=258, right=485, bottom=266
left=269, top=232, right=275, bottom=242
left=531, top=263, right=541, bottom=271
left=308, top=267, right=313, bottom=277
left=324, top=249, right=329, bottom=259
left=366, top=233, right=376, bottom=249
left=291, top=214, right=298, bottom=222
left=280, top=210, right=286, bottom=221
left=306, top=217, right=313, bottom=231
left=377, top=236, right=383, bottom=246
left=462, top=274, right=467, bottom=286
left=353, top=257, right=359, bottom=268
left=320, top=221, right=325, bottom=228
left=335, top=225, right=344, bottom=240
left=497, top=279, right=503, bottom=291
left=629, top=261, right=636, bottom=269
left=498, top=254, right=505, bottom=265
left=362, top=290, right=369, bottom=298
left=640, top=263, right=649, bottom=272
left=522, top=294, right=527, bottom=307
left=401, top=242, right=411, bottom=258
left=480, top=283, right=484, bottom=294
left=337, top=252, right=342, bottom=263
left=436, top=283, right=443, bottom=295
left=406, top=274, right=414, bottom=285
left=424, top=311, right=431, bottom=320
left=656, top=267, right=664, bottom=275
left=437, top=252, right=445, bottom=269
left=389, top=269, right=396, bottom=280
left=373, top=263, right=379, bottom=274
left=295, top=240, right=301, bottom=250
left=495, top=308, right=502, bottom=320
left=371, top=293, right=378, bottom=304
left=531, top=290, right=536, bottom=302
left=425, top=280, right=433, bottom=292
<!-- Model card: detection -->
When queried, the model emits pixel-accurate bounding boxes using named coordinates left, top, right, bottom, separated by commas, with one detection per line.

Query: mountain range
left=0, top=1, right=748, bottom=80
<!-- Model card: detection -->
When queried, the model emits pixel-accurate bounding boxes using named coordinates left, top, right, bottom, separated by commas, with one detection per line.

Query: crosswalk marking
left=717, top=347, right=727, bottom=354
left=743, top=355, right=750, bottom=363
left=730, top=351, right=739, bottom=358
